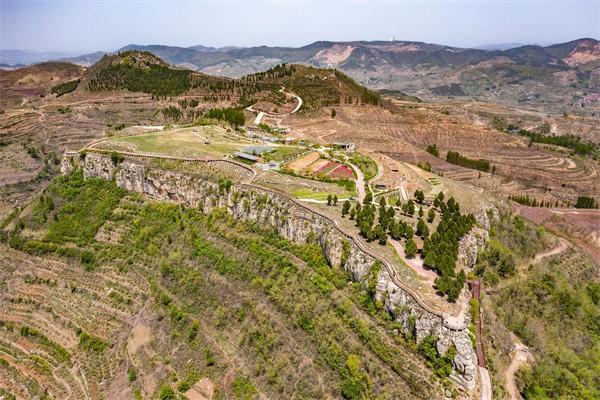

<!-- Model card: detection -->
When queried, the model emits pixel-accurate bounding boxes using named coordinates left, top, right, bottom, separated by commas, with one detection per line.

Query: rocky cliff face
left=62, top=153, right=481, bottom=390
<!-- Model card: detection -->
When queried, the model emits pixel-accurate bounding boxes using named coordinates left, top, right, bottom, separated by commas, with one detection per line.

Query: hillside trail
left=505, top=333, right=533, bottom=400
left=389, top=239, right=436, bottom=283
left=502, top=239, right=566, bottom=398
left=347, top=161, right=366, bottom=202
left=533, top=238, right=569, bottom=264
left=246, top=86, right=302, bottom=116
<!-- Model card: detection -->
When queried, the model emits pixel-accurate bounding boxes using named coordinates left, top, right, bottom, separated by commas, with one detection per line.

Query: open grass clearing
left=95, top=126, right=255, bottom=158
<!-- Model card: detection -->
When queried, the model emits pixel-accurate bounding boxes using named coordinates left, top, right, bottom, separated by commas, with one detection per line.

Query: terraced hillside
left=0, top=170, right=445, bottom=399
left=282, top=102, right=600, bottom=206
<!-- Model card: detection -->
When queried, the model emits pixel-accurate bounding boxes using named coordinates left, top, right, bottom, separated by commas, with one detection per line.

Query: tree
left=333, top=195, right=338, bottom=206
left=331, top=108, right=336, bottom=118
left=405, top=239, right=417, bottom=258
left=374, top=225, right=387, bottom=245
left=414, top=190, right=425, bottom=204
left=418, top=206, right=424, bottom=218
left=437, top=192, right=445, bottom=202
left=426, top=144, right=439, bottom=157
left=406, top=200, right=415, bottom=216
left=342, top=200, right=351, bottom=217
left=327, top=194, right=333, bottom=206
left=364, top=192, right=372, bottom=205
left=377, top=196, right=385, bottom=206
left=416, top=218, right=429, bottom=238
left=427, top=208, right=435, bottom=223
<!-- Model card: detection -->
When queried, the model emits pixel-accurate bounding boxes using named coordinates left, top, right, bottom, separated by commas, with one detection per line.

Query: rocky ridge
left=61, top=152, right=488, bottom=390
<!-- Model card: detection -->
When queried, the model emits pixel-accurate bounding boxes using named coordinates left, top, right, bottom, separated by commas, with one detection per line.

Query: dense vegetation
left=50, top=79, right=80, bottom=97
left=574, top=195, right=598, bottom=209
left=3, top=170, right=444, bottom=399
left=514, top=128, right=597, bottom=156
left=508, top=194, right=564, bottom=208
left=87, top=58, right=191, bottom=96
left=476, top=214, right=600, bottom=400
left=426, top=144, right=440, bottom=157
left=422, top=195, right=475, bottom=301
left=7, top=169, right=124, bottom=268
left=445, top=150, right=491, bottom=173
left=343, top=188, right=474, bottom=302
left=205, top=107, right=246, bottom=127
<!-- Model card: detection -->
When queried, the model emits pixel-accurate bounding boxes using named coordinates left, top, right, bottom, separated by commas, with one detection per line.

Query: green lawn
left=291, top=188, right=355, bottom=201
left=263, top=146, right=306, bottom=162
left=105, top=126, right=252, bottom=158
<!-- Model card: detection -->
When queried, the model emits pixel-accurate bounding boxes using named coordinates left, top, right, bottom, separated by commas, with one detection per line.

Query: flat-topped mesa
left=61, top=151, right=487, bottom=390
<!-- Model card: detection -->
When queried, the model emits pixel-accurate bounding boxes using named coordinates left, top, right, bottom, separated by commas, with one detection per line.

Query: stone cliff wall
left=61, top=153, right=482, bottom=390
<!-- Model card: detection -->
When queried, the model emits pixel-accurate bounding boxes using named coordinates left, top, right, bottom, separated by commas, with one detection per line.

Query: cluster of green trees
left=78, top=331, right=109, bottom=352
left=88, top=63, right=191, bottom=96
left=248, top=63, right=296, bottom=80
left=473, top=239, right=516, bottom=284
left=514, top=128, right=597, bottom=156
left=342, top=192, right=431, bottom=256
left=508, top=194, right=563, bottom=208
left=422, top=194, right=475, bottom=301
left=205, top=107, right=245, bottom=127
left=161, top=106, right=183, bottom=122
left=416, top=161, right=432, bottom=172
left=574, top=195, right=598, bottom=209
left=445, top=151, right=491, bottom=173
left=19, top=325, right=71, bottom=363
left=327, top=194, right=339, bottom=206
left=51, top=79, right=80, bottom=97
left=425, top=144, right=439, bottom=157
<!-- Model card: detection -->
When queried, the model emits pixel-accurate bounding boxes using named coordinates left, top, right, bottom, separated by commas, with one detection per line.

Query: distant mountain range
left=2, top=38, right=599, bottom=109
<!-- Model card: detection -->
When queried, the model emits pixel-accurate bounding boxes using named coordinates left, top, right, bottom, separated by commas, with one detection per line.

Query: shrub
left=78, top=332, right=109, bottom=352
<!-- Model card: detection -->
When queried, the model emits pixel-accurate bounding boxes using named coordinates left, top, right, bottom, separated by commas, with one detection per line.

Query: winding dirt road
left=533, top=239, right=569, bottom=263
left=505, top=334, right=532, bottom=400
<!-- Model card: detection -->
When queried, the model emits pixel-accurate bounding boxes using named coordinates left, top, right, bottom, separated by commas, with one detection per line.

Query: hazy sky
left=1, top=0, right=599, bottom=53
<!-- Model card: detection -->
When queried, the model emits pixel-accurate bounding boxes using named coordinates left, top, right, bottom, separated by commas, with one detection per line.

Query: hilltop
left=47, top=38, right=597, bottom=113
left=71, top=51, right=381, bottom=111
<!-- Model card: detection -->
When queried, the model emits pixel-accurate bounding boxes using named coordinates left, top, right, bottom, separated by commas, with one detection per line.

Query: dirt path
left=533, top=239, right=568, bottom=263
left=246, top=86, right=302, bottom=116
left=505, top=334, right=532, bottom=400
left=389, top=239, right=437, bottom=283
left=347, top=161, right=366, bottom=202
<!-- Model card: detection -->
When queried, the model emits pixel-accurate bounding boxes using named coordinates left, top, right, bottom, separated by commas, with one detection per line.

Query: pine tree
left=405, top=238, right=418, bottom=258
left=407, top=200, right=415, bottom=216
left=342, top=200, right=351, bottom=217
left=427, top=208, right=435, bottom=223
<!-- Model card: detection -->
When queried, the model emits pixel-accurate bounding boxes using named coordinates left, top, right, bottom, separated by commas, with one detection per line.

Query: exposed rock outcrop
left=62, top=152, right=482, bottom=390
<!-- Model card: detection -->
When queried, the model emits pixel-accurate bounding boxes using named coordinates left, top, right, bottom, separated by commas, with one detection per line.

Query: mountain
left=0, top=49, right=80, bottom=66
left=476, top=42, right=526, bottom=51
left=6, top=38, right=599, bottom=111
